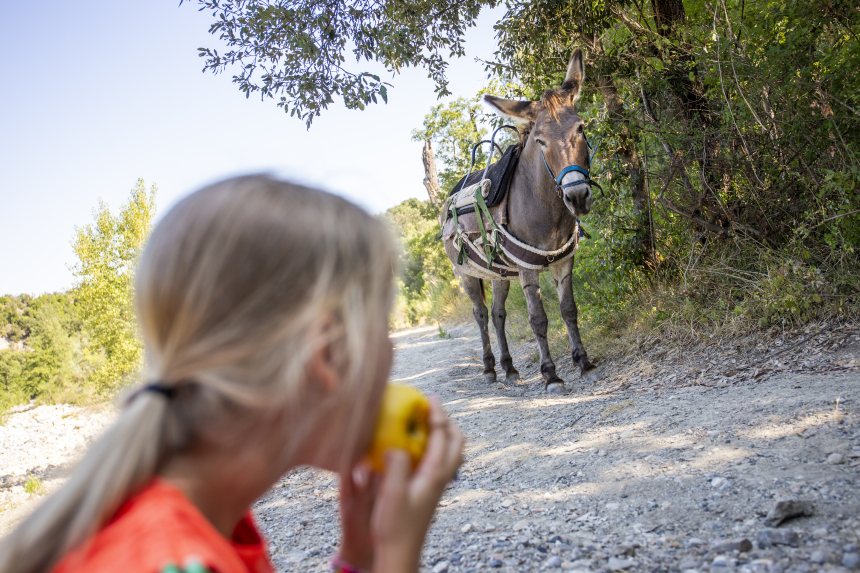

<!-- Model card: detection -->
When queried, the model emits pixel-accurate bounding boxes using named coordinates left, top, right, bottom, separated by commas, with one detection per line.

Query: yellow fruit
left=366, top=384, right=430, bottom=473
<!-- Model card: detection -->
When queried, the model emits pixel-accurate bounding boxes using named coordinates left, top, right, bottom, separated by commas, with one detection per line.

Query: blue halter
left=539, top=133, right=602, bottom=197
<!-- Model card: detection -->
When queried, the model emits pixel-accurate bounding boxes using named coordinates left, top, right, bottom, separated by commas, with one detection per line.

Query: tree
left=412, top=96, right=495, bottom=194
left=72, top=179, right=156, bottom=392
left=385, top=198, right=459, bottom=326
left=182, top=0, right=492, bottom=126
left=0, top=295, right=31, bottom=342
left=191, top=0, right=859, bottom=327
left=21, top=300, right=76, bottom=399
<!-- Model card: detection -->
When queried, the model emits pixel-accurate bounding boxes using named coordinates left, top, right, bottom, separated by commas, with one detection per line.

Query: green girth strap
left=473, top=187, right=501, bottom=268
left=449, top=201, right=467, bottom=265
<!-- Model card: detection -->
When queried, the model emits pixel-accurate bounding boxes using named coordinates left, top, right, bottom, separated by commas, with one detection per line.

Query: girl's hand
left=371, top=397, right=464, bottom=573
left=338, top=464, right=379, bottom=571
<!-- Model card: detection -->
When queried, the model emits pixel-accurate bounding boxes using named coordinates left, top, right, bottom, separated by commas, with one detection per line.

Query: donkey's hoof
left=504, top=370, right=521, bottom=385
left=545, top=381, right=566, bottom=394
left=581, top=364, right=605, bottom=384
left=483, top=372, right=498, bottom=384
left=579, top=359, right=596, bottom=373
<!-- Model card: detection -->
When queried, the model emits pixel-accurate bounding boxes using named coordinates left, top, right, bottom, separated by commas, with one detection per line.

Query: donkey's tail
left=478, top=278, right=485, bottom=303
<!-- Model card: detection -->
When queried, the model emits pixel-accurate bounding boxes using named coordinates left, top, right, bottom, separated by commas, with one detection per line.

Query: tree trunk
left=596, top=76, right=655, bottom=268
left=650, top=0, right=728, bottom=236
left=421, top=139, right=442, bottom=210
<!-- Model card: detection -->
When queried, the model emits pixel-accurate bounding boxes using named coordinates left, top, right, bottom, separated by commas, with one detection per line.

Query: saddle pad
left=448, top=179, right=491, bottom=211
left=449, top=144, right=520, bottom=211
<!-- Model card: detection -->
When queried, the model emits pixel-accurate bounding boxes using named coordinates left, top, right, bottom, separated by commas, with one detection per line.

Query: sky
left=0, top=1, right=504, bottom=296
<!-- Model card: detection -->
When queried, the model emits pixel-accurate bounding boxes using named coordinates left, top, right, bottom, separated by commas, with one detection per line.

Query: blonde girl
left=0, top=175, right=464, bottom=573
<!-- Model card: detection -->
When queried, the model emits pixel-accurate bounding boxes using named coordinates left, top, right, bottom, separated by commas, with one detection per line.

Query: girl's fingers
left=377, top=450, right=410, bottom=502
left=415, top=397, right=452, bottom=484
left=340, top=471, right=355, bottom=500
left=352, top=464, right=371, bottom=490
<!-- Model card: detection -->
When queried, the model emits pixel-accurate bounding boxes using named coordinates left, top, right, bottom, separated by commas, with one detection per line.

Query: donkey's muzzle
left=563, top=184, right=593, bottom=216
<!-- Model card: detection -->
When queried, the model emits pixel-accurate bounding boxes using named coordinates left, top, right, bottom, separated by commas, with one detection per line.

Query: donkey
left=441, top=49, right=596, bottom=393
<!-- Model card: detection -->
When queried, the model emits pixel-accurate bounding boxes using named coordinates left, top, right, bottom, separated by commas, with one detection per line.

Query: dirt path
left=256, top=323, right=860, bottom=572
left=2, top=324, right=858, bottom=572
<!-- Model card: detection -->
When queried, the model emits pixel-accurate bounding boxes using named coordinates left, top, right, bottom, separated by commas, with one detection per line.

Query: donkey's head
left=484, top=49, right=594, bottom=216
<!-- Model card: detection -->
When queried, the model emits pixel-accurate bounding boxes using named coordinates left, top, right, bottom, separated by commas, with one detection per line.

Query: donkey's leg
left=519, top=269, right=564, bottom=393
left=462, top=275, right=497, bottom=383
left=490, top=279, right=520, bottom=384
left=552, top=260, right=595, bottom=375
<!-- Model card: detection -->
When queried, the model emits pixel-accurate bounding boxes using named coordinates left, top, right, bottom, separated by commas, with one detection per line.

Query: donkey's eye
left=577, top=124, right=585, bottom=134
left=535, top=138, right=546, bottom=147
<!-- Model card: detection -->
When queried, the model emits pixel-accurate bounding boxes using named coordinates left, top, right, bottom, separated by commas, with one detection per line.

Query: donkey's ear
left=562, top=49, right=585, bottom=103
left=483, top=95, right=539, bottom=123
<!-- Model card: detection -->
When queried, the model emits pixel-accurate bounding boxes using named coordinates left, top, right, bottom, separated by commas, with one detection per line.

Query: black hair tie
left=141, top=382, right=176, bottom=399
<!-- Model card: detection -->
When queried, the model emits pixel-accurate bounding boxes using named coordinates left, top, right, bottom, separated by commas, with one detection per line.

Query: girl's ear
left=307, top=338, right=341, bottom=393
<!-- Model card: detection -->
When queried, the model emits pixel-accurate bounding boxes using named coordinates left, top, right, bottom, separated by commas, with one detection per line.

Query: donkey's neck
left=505, top=144, right=578, bottom=251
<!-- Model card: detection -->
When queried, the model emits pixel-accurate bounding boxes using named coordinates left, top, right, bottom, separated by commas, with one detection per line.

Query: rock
left=711, top=554, right=736, bottom=569
left=513, top=519, right=530, bottom=531
left=843, top=553, right=860, bottom=570
left=757, top=529, right=800, bottom=548
left=605, top=502, right=621, bottom=511
left=607, top=557, right=636, bottom=570
left=489, top=558, right=503, bottom=568
left=826, top=453, right=845, bottom=465
left=432, top=560, right=450, bottom=573
left=764, top=499, right=816, bottom=528
left=284, top=550, right=306, bottom=563
left=711, top=477, right=728, bottom=489
left=711, top=538, right=753, bottom=553
left=461, top=523, right=473, bottom=534
left=544, top=555, right=562, bottom=568
left=747, top=558, right=775, bottom=573
left=809, top=550, right=826, bottom=564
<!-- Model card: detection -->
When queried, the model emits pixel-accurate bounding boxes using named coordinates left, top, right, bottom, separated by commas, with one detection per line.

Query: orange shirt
left=54, top=479, right=275, bottom=573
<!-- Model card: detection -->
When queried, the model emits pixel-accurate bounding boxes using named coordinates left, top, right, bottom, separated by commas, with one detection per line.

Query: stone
left=757, top=529, right=800, bottom=548
left=711, top=477, right=728, bottom=489
left=432, top=561, right=450, bottom=573
left=764, top=500, right=815, bottom=527
left=809, top=550, right=826, bottom=564
left=712, top=538, right=753, bottom=553
left=489, top=558, right=503, bottom=568
left=843, top=553, right=860, bottom=570
left=748, top=558, right=775, bottom=573
left=826, top=453, right=845, bottom=465
left=513, top=519, right=530, bottom=531
left=461, top=523, right=473, bottom=534
left=544, top=555, right=562, bottom=568
left=711, top=555, right=735, bottom=570
left=284, top=550, right=306, bottom=563
left=607, top=557, right=636, bottom=570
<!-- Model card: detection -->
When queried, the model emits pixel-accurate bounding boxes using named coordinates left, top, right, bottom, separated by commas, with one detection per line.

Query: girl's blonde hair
left=0, top=175, right=398, bottom=573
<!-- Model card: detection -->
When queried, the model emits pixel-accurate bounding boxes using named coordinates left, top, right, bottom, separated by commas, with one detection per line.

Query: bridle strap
left=540, top=149, right=592, bottom=194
